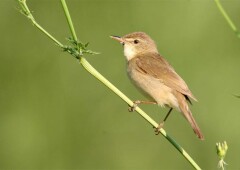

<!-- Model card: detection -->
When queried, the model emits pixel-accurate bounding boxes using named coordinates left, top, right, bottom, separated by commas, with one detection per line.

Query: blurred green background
left=1, top=0, right=240, bottom=169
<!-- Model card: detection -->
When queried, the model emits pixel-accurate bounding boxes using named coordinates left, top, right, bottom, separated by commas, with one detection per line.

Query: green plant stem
left=81, top=57, right=201, bottom=169
left=60, top=0, right=78, bottom=42
left=80, top=57, right=201, bottom=170
left=18, top=0, right=201, bottom=169
left=215, top=0, right=240, bottom=38
left=19, top=0, right=64, bottom=46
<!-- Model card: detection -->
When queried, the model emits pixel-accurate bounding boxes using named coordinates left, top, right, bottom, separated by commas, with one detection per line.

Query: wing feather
left=134, top=53, right=197, bottom=101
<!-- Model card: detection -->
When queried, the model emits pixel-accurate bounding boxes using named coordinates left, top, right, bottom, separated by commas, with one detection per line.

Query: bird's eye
left=134, top=40, right=139, bottom=44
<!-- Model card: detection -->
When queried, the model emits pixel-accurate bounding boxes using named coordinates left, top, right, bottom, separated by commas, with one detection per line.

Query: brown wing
left=134, top=53, right=197, bottom=101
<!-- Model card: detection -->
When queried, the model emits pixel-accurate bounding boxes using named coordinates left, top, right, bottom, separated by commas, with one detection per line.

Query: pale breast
left=127, top=64, right=179, bottom=109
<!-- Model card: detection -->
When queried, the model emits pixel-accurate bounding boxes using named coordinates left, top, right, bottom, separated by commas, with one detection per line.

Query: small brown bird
left=111, top=32, right=204, bottom=140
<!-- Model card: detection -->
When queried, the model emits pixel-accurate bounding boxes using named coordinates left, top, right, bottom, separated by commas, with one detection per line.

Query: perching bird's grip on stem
left=17, top=0, right=202, bottom=169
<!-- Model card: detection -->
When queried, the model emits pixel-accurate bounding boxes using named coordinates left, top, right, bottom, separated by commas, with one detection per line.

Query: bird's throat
left=124, top=46, right=136, bottom=61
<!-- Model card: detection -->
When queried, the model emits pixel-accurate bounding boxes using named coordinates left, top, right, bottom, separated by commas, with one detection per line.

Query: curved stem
left=19, top=0, right=63, bottom=46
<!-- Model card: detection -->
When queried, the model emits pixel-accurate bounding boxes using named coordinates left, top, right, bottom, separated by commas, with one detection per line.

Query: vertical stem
left=60, top=0, right=78, bottom=41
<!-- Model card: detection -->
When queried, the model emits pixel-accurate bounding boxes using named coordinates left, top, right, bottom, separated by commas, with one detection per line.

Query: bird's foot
left=154, top=122, right=164, bottom=135
left=128, top=100, right=141, bottom=112
left=128, top=100, right=157, bottom=112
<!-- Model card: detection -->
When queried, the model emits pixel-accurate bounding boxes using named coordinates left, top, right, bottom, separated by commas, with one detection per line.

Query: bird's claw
left=154, top=122, right=164, bottom=135
left=128, top=101, right=140, bottom=112
left=128, top=103, right=137, bottom=112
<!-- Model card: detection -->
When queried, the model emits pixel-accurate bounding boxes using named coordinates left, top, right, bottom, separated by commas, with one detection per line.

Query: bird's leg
left=155, top=108, right=173, bottom=135
left=128, top=100, right=157, bottom=112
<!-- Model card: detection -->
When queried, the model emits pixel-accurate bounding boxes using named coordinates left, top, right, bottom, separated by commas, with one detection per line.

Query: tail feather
left=176, top=93, right=204, bottom=140
left=183, top=107, right=204, bottom=140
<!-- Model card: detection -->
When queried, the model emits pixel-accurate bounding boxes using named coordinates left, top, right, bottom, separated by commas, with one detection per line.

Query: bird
left=110, top=32, right=204, bottom=140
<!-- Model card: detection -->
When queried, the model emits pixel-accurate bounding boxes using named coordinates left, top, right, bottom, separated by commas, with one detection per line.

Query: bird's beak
left=110, top=35, right=125, bottom=45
